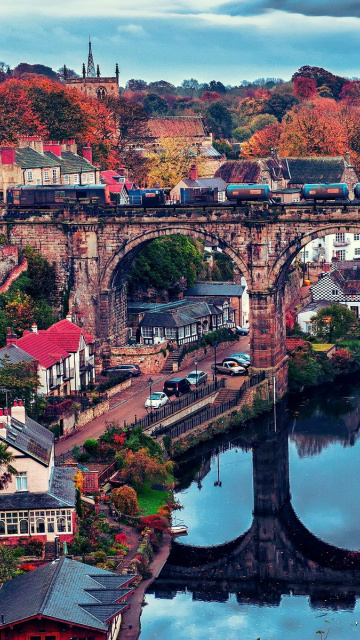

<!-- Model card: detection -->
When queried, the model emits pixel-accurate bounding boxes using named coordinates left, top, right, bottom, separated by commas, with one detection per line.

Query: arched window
left=57, top=517, right=66, bottom=532
left=96, top=86, right=107, bottom=98
left=19, top=519, right=28, bottom=534
left=36, top=518, right=45, bottom=534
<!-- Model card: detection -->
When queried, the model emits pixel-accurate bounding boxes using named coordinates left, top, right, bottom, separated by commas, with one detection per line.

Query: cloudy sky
left=2, top=0, right=360, bottom=85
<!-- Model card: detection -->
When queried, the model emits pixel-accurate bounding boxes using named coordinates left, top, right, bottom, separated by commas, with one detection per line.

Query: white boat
left=170, top=523, right=188, bottom=536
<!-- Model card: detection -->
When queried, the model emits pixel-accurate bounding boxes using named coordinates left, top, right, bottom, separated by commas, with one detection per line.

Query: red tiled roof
left=17, top=333, right=70, bottom=368
left=147, top=116, right=206, bottom=139
left=45, top=319, right=94, bottom=352
left=215, top=161, right=261, bottom=184
left=100, top=171, right=133, bottom=192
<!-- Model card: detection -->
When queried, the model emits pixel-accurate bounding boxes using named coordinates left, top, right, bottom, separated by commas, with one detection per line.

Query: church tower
left=64, top=40, right=119, bottom=99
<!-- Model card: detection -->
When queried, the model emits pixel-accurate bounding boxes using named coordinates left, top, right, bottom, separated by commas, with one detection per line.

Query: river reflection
left=140, top=375, right=360, bottom=640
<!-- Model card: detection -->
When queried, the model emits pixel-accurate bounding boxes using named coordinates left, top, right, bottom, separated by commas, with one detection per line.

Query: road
left=55, top=336, right=249, bottom=456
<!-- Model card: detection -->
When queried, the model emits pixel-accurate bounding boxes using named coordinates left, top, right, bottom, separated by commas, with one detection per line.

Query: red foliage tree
left=139, top=515, right=169, bottom=532
left=293, top=77, right=317, bottom=100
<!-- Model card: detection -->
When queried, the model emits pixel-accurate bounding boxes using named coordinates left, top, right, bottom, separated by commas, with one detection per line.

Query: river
left=139, top=375, right=360, bottom=640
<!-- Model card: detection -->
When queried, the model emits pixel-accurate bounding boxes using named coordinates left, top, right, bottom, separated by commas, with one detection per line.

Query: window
left=0, top=511, right=29, bottom=536
left=89, top=173, right=95, bottom=183
left=16, top=472, right=27, bottom=491
left=355, top=248, right=360, bottom=256
left=191, top=323, right=197, bottom=335
left=153, top=327, right=162, bottom=338
left=351, top=306, right=359, bottom=318
left=27, top=170, right=33, bottom=182
left=52, top=168, right=57, bottom=184
left=332, top=289, right=339, bottom=296
left=82, top=173, right=87, bottom=183
left=185, top=325, right=191, bottom=337
left=165, top=328, right=177, bottom=339
left=355, top=234, right=360, bottom=241
left=336, top=250, right=346, bottom=260
left=142, top=327, right=152, bottom=338
left=44, top=170, right=50, bottom=182
left=73, top=174, right=79, bottom=184
left=64, top=174, right=70, bottom=184
left=178, top=327, right=184, bottom=339
left=336, top=233, right=345, bottom=243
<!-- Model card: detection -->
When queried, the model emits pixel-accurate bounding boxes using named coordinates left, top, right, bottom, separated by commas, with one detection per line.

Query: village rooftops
left=0, top=466, right=76, bottom=510
left=0, top=343, right=37, bottom=366
left=147, top=115, right=207, bottom=139
left=44, top=318, right=94, bottom=353
left=17, top=332, right=70, bottom=368
left=139, top=299, right=220, bottom=329
left=0, top=557, right=136, bottom=632
left=15, top=146, right=60, bottom=169
left=1, top=412, right=54, bottom=466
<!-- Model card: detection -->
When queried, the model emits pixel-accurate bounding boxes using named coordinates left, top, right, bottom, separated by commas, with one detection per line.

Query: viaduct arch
left=3, top=203, right=360, bottom=397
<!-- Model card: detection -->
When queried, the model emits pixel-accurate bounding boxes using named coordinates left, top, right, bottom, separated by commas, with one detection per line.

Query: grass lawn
left=137, top=487, right=172, bottom=516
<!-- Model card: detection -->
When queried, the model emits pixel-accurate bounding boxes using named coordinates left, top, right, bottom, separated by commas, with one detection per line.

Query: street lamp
left=194, top=358, right=198, bottom=388
left=213, top=342, right=218, bottom=386
left=0, top=387, right=10, bottom=415
left=147, top=377, right=154, bottom=413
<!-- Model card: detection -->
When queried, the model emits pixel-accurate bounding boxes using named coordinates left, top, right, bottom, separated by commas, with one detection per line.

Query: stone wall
left=178, top=340, right=237, bottom=372
left=0, top=245, right=19, bottom=286
left=284, top=268, right=303, bottom=311
left=110, top=342, right=170, bottom=374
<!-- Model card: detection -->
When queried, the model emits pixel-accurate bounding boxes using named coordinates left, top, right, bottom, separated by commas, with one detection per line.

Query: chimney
left=82, top=144, right=93, bottom=164
left=189, top=164, right=198, bottom=181
left=0, top=408, right=7, bottom=438
left=31, top=323, right=38, bottom=334
left=6, top=327, right=17, bottom=346
left=43, top=141, right=62, bottom=157
left=62, top=139, right=77, bottom=154
left=270, top=147, right=279, bottom=162
left=18, top=136, right=43, bottom=153
left=66, top=312, right=73, bottom=323
left=11, top=398, right=25, bottom=424
left=1, top=147, right=16, bottom=165
left=345, top=151, right=351, bottom=164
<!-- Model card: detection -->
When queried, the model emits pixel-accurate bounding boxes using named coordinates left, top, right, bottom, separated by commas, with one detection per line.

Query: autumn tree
left=291, top=66, right=347, bottom=100
left=311, top=304, right=357, bottom=342
left=143, top=93, right=168, bottom=115
left=126, top=79, right=148, bottom=91
left=112, top=485, right=139, bottom=515
left=116, top=448, right=172, bottom=492
left=293, top=77, right=317, bottom=100
left=146, top=136, right=206, bottom=188
left=241, top=123, right=282, bottom=158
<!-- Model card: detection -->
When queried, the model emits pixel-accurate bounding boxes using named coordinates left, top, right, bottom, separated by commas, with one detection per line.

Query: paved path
left=55, top=337, right=249, bottom=456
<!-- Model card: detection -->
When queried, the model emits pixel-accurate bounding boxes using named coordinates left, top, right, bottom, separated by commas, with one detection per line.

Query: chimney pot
left=189, top=164, right=198, bottom=181
left=31, top=323, right=38, bottom=334
left=6, top=328, right=17, bottom=346
left=1, top=147, right=16, bottom=165
left=82, top=144, right=93, bottom=164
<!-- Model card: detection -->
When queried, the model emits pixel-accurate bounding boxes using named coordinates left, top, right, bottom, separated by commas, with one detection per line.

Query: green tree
left=0, top=442, right=17, bottom=491
left=0, top=544, right=19, bottom=583
left=311, top=304, right=357, bottom=342
left=233, top=126, right=252, bottom=142
left=249, top=113, right=278, bottom=132
left=0, top=357, right=40, bottom=413
left=206, top=102, right=233, bottom=138
left=143, top=93, right=169, bottom=115
left=127, top=235, right=204, bottom=296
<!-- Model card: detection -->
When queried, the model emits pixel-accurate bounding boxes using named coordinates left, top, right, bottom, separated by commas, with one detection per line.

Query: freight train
left=4, top=182, right=358, bottom=209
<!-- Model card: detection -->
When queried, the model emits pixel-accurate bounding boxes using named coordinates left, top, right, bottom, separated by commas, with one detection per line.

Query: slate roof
left=0, top=467, right=76, bottom=510
left=298, top=300, right=331, bottom=314
left=59, top=150, right=96, bottom=172
left=45, top=319, right=94, bottom=352
left=200, top=145, right=222, bottom=158
left=139, top=299, right=218, bottom=328
left=3, top=414, right=54, bottom=465
left=186, top=282, right=245, bottom=296
left=215, top=160, right=261, bottom=184
left=0, top=344, right=36, bottom=366
left=147, top=116, right=206, bottom=139
left=0, top=557, right=136, bottom=631
left=15, top=146, right=60, bottom=169
left=17, top=332, right=71, bottom=368
left=287, top=157, right=346, bottom=184
left=180, top=177, right=227, bottom=190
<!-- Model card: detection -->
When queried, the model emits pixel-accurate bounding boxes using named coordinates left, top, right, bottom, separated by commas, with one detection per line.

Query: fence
left=152, top=372, right=266, bottom=440
left=126, top=379, right=226, bottom=431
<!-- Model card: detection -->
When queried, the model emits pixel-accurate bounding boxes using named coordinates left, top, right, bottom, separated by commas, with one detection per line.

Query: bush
left=22, top=538, right=44, bottom=557
left=93, top=550, right=107, bottom=564
left=83, top=438, right=99, bottom=455
left=112, top=485, right=139, bottom=516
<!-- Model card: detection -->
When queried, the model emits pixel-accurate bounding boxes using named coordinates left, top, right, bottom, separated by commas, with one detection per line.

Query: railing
left=152, top=371, right=266, bottom=440
left=126, top=379, right=226, bottom=431
left=333, top=239, right=350, bottom=247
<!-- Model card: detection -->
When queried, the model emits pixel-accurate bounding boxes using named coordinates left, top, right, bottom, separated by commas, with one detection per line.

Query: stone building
left=64, top=39, right=119, bottom=100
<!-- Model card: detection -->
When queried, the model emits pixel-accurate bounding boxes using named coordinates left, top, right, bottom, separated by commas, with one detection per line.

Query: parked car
left=103, top=364, right=141, bottom=377
left=235, top=326, right=249, bottom=336
left=230, top=353, right=250, bottom=363
left=211, top=359, right=247, bottom=376
left=163, top=377, right=191, bottom=397
left=186, top=370, right=208, bottom=386
left=145, top=391, right=169, bottom=409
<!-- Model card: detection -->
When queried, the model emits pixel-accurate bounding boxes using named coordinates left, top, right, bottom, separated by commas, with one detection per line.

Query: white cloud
left=121, top=24, right=146, bottom=35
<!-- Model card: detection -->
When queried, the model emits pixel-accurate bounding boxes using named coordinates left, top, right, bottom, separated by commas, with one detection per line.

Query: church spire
left=87, top=36, right=96, bottom=77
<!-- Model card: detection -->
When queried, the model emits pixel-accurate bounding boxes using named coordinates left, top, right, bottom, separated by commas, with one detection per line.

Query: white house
left=0, top=399, right=76, bottom=542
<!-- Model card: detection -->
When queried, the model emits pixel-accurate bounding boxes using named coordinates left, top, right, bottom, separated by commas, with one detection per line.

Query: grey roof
left=298, top=301, right=331, bottom=314
left=186, top=282, right=245, bottom=297
left=0, top=467, right=76, bottom=510
left=3, top=414, right=53, bottom=465
left=0, top=557, right=136, bottom=631
left=180, top=177, right=227, bottom=190
left=139, top=300, right=215, bottom=328
left=44, top=150, right=96, bottom=174
left=15, top=146, right=60, bottom=169
left=200, top=145, right=222, bottom=158
left=287, top=157, right=346, bottom=184
left=0, top=344, right=36, bottom=366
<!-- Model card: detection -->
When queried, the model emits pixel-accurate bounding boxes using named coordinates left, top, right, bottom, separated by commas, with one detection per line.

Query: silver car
left=186, top=370, right=208, bottom=386
left=145, top=391, right=169, bottom=410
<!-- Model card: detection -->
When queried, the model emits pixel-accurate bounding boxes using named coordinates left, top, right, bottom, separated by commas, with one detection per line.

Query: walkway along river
left=139, top=374, right=360, bottom=640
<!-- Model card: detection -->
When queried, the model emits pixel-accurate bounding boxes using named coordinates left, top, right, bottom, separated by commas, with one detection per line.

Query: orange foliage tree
left=112, top=485, right=139, bottom=516
left=241, top=123, right=282, bottom=157
left=117, top=447, right=172, bottom=492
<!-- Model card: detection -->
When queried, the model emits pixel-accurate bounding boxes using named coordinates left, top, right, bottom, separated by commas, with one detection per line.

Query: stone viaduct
left=151, top=418, right=360, bottom=608
left=3, top=202, right=360, bottom=397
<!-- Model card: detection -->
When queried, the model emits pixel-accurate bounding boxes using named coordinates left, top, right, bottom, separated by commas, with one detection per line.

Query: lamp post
left=147, top=377, right=153, bottom=415
left=194, top=358, right=198, bottom=388
left=0, top=387, right=10, bottom=415
left=213, top=341, right=218, bottom=386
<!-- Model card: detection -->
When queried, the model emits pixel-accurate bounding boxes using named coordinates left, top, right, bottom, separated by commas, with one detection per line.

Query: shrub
left=139, top=515, right=169, bottom=532
left=83, top=438, right=99, bottom=455
left=112, top=485, right=139, bottom=516
left=22, top=538, right=44, bottom=557
left=93, top=550, right=107, bottom=564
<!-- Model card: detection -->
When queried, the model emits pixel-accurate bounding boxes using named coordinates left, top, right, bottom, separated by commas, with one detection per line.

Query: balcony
left=49, top=376, right=62, bottom=389
left=80, top=355, right=95, bottom=372
left=63, top=367, right=75, bottom=381
left=333, top=239, right=351, bottom=247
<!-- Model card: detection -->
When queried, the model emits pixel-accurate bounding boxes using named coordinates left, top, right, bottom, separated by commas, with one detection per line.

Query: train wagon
left=6, top=184, right=111, bottom=206
left=180, top=187, right=219, bottom=205
left=301, top=183, right=349, bottom=200
left=226, top=184, right=271, bottom=202
left=128, top=189, right=166, bottom=206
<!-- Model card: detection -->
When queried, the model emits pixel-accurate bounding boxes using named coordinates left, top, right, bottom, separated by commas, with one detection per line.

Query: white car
left=186, top=370, right=208, bottom=386
left=145, top=391, right=169, bottom=410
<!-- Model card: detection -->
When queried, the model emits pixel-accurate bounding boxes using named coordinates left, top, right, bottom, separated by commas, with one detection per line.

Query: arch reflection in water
left=143, top=388, right=360, bottom=639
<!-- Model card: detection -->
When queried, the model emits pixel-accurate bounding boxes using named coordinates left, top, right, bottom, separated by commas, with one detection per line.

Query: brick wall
left=110, top=342, right=170, bottom=374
